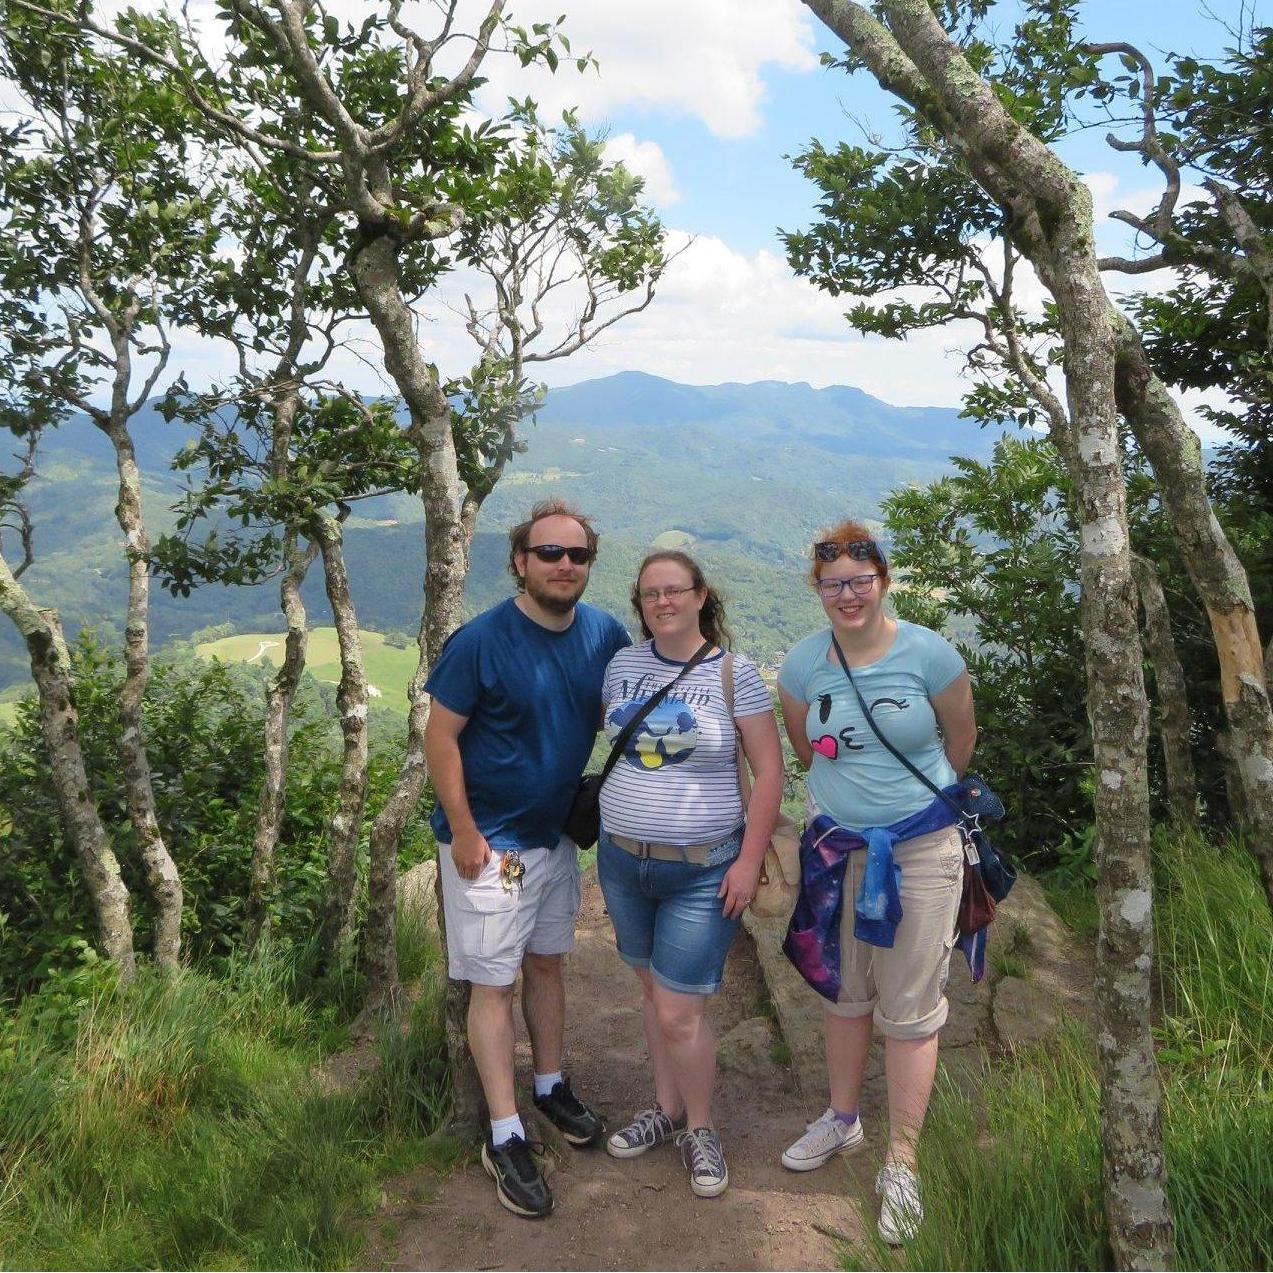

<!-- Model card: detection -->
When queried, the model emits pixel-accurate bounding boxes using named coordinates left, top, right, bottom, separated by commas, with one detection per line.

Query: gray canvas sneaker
left=606, top=1105, right=687, bottom=1159
left=676, top=1126, right=729, bottom=1197
left=876, top=1163, right=924, bottom=1244
left=780, top=1107, right=864, bottom=1171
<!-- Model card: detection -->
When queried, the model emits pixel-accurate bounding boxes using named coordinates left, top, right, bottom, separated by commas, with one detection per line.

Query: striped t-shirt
left=598, top=642, right=774, bottom=844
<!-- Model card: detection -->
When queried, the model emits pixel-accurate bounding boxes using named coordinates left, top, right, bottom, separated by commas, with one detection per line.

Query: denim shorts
left=597, top=827, right=743, bottom=995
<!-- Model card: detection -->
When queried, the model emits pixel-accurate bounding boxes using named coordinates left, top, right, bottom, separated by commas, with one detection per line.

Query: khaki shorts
left=825, top=824, right=964, bottom=1040
left=438, top=836, right=582, bottom=986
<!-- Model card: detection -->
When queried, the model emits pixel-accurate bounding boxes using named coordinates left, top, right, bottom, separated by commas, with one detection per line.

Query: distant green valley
left=0, top=370, right=1001, bottom=691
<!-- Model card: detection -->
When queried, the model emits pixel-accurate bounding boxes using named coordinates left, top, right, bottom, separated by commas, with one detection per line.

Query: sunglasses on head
left=526, top=543, right=594, bottom=565
left=814, top=539, right=880, bottom=563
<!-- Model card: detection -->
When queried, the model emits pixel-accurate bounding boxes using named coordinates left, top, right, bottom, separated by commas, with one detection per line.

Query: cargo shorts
left=437, top=835, right=582, bottom=986
left=825, top=823, right=965, bottom=1040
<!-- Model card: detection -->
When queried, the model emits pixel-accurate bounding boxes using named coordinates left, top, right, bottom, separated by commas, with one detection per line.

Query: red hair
left=808, top=519, right=889, bottom=586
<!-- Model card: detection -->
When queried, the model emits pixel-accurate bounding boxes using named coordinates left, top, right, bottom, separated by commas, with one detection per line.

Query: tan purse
left=722, top=654, right=801, bottom=921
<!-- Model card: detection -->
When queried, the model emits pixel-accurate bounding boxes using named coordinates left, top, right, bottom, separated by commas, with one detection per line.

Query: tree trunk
left=0, top=554, right=136, bottom=978
left=349, top=228, right=471, bottom=1131
left=1132, top=554, right=1198, bottom=824
left=314, top=512, right=370, bottom=973
left=798, top=2, right=1174, bottom=1263
left=104, top=423, right=184, bottom=968
left=1112, top=310, right=1273, bottom=905
left=246, top=530, right=316, bottom=946
left=1036, top=251, right=1170, bottom=1273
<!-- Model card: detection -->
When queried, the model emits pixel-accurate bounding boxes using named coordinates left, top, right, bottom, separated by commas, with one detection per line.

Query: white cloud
left=602, top=134, right=680, bottom=205
left=100, top=1, right=817, bottom=139
left=475, top=0, right=819, bottom=138
left=446, top=231, right=985, bottom=406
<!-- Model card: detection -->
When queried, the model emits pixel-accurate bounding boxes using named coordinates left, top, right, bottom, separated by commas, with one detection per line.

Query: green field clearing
left=650, top=529, right=696, bottom=549
left=196, top=628, right=418, bottom=715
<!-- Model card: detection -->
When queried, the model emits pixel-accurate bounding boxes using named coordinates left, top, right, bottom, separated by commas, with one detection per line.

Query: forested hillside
left=0, top=372, right=997, bottom=688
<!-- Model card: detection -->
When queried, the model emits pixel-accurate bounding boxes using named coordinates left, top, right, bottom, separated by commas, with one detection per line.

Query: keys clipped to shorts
left=500, top=850, right=525, bottom=894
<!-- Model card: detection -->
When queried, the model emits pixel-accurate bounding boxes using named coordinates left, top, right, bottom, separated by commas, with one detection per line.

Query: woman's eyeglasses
left=638, top=585, right=695, bottom=603
left=816, top=574, right=881, bottom=600
left=814, top=539, right=880, bottom=563
left=527, top=544, right=594, bottom=565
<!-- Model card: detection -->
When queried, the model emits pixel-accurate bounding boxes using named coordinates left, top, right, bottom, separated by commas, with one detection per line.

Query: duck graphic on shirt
left=606, top=697, right=698, bottom=771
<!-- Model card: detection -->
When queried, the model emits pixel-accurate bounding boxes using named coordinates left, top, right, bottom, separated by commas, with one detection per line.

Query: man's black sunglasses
left=527, top=544, right=594, bottom=565
left=814, top=538, right=881, bottom=563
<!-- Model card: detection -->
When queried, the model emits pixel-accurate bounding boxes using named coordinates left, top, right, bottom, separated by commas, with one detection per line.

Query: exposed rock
left=400, top=859, right=440, bottom=936
left=992, top=974, right=1065, bottom=1051
left=993, top=872, right=1093, bottom=1033
left=742, top=911, right=826, bottom=1100
left=717, top=1016, right=777, bottom=1077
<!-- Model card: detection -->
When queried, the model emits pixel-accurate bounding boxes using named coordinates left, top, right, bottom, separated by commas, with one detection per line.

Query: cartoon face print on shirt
left=806, top=691, right=912, bottom=761
left=607, top=696, right=698, bottom=770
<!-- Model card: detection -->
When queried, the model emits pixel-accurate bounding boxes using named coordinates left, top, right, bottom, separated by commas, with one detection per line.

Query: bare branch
left=1205, top=178, right=1273, bottom=361
left=1084, top=42, right=1182, bottom=244
left=367, top=0, right=505, bottom=154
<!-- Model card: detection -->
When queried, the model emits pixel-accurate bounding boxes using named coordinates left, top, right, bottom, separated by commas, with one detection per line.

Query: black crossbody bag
left=829, top=634, right=1015, bottom=931
left=562, top=640, right=712, bottom=849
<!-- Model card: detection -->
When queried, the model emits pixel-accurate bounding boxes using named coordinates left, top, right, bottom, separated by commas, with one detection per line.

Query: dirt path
left=373, top=867, right=872, bottom=1271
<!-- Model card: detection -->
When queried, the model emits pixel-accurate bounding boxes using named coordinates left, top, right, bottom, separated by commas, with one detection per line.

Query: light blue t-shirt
left=778, top=621, right=965, bottom=828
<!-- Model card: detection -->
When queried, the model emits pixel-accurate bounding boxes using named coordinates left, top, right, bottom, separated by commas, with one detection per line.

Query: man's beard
left=525, top=574, right=587, bottom=615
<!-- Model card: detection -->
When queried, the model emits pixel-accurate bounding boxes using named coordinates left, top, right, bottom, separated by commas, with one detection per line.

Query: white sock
left=490, top=1113, right=525, bottom=1146
left=534, top=1070, right=564, bottom=1098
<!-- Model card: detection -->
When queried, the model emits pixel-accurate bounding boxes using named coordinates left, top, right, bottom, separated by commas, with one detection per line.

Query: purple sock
left=833, top=1107, right=858, bottom=1126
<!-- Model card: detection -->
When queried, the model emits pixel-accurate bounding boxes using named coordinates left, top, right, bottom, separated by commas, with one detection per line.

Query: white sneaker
left=780, top=1107, right=864, bottom=1171
left=876, top=1163, right=923, bottom=1244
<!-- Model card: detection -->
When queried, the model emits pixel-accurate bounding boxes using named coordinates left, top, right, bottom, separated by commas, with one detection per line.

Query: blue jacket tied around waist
left=782, top=783, right=973, bottom=1003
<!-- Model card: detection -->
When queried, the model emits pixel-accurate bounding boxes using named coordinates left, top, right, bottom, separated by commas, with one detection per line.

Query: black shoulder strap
left=830, top=633, right=963, bottom=819
left=598, top=640, right=713, bottom=786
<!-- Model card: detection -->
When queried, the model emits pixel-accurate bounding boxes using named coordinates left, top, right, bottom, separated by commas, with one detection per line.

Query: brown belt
left=608, top=830, right=739, bottom=865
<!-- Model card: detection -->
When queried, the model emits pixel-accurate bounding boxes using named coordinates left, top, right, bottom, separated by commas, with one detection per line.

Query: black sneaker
left=532, top=1077, right=605, bottom=1147
left=481, top=1134, right=554, bottom=1219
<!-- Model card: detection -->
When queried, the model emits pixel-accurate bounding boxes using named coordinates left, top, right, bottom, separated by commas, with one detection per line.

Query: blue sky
left=109, top=0, right=1256, bottom=432
left=443, top=0, right=1254, bottom=437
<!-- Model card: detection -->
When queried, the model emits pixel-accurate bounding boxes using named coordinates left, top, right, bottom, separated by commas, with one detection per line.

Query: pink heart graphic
left=811, top=735, right=838, bottom=759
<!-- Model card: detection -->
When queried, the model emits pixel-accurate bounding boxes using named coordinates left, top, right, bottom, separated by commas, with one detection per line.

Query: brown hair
left=631, top=550, right=734, bottom=649
left=507, top=497, right=600, bottom=590
left=808, top=518, right=890, bottom=587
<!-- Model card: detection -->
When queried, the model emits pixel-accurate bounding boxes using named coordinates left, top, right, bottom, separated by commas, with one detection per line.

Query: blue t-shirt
left=778, top=621, right=965, bottom=828
left=425, top=598, right=631, bottom=851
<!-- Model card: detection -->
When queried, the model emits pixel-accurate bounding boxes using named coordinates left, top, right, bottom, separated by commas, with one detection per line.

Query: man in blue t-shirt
left=424, top=498, right=630, bottom=1220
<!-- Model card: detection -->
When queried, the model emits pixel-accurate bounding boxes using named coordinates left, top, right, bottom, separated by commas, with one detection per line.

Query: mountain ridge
left=1, top=372, right=1002, bottom=687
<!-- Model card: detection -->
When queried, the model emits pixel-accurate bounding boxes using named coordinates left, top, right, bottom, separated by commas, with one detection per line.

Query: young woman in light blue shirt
left=776, top=518, right=977, bottom=1246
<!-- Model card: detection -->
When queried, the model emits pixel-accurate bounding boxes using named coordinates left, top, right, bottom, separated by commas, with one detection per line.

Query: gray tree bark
left=800, top=2, right=1173, bottom=1265
left=313, top=510, right=371, bottom=973
left=1132, top=554, right=1197, bottom=824
left=81, top=277, right=184, bottom=968
left=102, top=419, right=184, bottom=968
left=1113, top=312, right=1273, bottom=901
left=246, top=528, right=316, bottom=947
left=343, top=208, right=469, bottom=1032
left=0, top=554, right=136, bottom=978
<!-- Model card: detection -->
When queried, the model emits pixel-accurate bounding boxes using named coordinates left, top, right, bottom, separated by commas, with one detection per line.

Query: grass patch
left=196, top=628, right=420, bottom=717
left=0, top=940, right=450, bottom=1271
left=1040, top=872, right=1099, bottom=939
left=843, top=829, right=1273, bottom=1270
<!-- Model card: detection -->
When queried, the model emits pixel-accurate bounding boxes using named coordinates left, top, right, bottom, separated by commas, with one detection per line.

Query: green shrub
left=0, top=638, right=435, bottom=999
